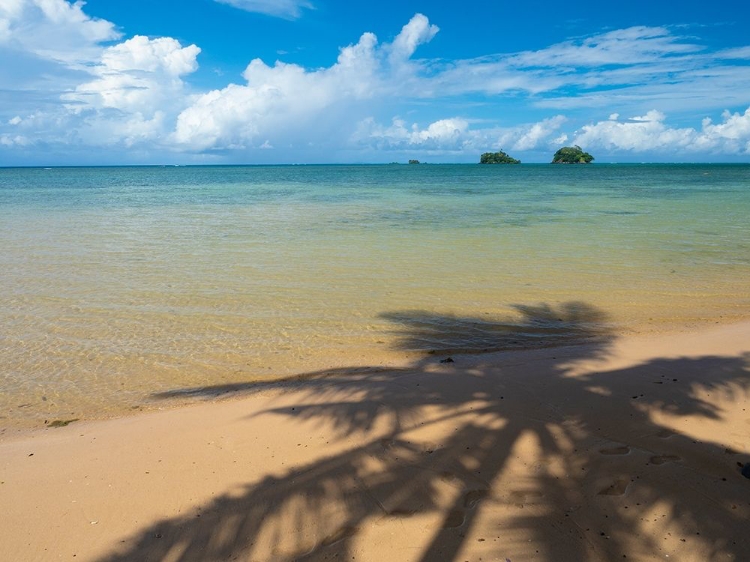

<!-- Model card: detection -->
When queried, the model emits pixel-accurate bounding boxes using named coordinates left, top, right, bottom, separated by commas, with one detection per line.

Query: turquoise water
left=1, top=164, right=749, bottom=425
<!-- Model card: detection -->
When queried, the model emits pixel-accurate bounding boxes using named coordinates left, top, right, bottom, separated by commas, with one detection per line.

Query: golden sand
left=1, top=321, right=749, bottom=561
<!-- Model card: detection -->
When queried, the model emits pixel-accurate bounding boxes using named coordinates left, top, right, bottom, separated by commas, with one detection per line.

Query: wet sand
left=1, top=321, right=749, bottom=561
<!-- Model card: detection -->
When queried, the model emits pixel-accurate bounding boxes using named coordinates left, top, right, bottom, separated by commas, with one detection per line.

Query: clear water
left=1, top=164, right=749, bottom=425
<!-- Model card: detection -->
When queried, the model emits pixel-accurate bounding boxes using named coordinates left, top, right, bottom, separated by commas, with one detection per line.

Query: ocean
left=1, top=164, right=749, bottom=425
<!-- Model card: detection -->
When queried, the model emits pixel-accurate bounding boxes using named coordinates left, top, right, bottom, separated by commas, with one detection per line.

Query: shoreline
left=3, top=313, right=750, bottom=434
left=2, top=318, right=749, bottom=561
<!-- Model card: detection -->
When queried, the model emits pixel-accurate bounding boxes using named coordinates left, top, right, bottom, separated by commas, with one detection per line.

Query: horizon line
left=2, top=161, right=749, bottom=169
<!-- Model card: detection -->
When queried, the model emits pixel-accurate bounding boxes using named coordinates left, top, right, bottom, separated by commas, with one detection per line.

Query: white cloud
left=534, top=66, right=750, bottom=114
left=47, top=35, right=200, bottom=148
left=0, top=133, right=30, bottom=146
left=215, top=0, right=313, bottom=20
left=573, top=110, right=696, bottom=152
left=353, top=108, right=750, bottom=158
left=65, top=36, right=200, bottom=116
left=99, top=35, right=200, bottom=76
left=353, top=115, right=573, bottom=155
left=416, top=25, right=750, bottom=123
left=511, top=115, right=566, bottom=151
left=0, top=3, right=200, bottom=150
left=414, top=118, right=467, bottom=142
left=699, top=108, right=750, bottom=153
left=716, top=46, right=750, bottom=60
left=573, top=108, right=750, bottom=154
left=426, top=26, right=709, bottom=100
left=0, top=0, right=119, bottom=65
left=389, top=13, right=438, bottom=63
left=353, top=117, right=469, bottom=150
left=172, top=14, right=438, bottom=151
left=508, top=26, right=702, bottom=69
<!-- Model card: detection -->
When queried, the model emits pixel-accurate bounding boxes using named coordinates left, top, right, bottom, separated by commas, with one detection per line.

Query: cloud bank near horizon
left=1, top=1, right=750, bottom=163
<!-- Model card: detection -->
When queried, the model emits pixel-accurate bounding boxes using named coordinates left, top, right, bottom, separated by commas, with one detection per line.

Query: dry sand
left=1, top=321, right=749, bottom=561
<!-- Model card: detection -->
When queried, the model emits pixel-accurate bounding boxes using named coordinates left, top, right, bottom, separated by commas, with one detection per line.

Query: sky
left=1, top=0, right=750, bottom=165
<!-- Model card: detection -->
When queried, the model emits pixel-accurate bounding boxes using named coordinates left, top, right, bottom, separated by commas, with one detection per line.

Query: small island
left=480, top=150, right=521, bottom=164
left=552, top=145, right=594, bottom=164
left=408, top=159, right=420, bottom=165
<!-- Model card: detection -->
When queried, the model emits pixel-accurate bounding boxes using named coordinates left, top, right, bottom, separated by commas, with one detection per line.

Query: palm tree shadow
left=100, top=303, right=750, bottom=562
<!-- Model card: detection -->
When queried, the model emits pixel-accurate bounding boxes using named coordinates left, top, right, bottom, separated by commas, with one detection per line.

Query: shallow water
left=1, top=164, right=749, bottom=424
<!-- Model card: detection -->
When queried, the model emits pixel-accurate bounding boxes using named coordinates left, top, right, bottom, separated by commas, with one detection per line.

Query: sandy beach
left=3, top=1, right=750, bottom=559
left=1, top=319, right=749, bottom=561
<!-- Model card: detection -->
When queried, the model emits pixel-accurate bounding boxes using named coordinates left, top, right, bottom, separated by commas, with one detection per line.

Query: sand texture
left=1, top=319, right=750, bottom=561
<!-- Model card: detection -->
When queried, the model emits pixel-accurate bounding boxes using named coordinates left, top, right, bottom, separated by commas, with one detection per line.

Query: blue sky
left=1, top=0, right=750, bottom=164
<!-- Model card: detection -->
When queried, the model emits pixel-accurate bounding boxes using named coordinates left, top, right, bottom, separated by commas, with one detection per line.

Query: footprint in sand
left=598, top=478, right=630, bottom=496
left=507, top=489, right=545, bottom=507
left=464, top=489, right=489, bottom=508
left=599, top=445, right=630, bottom=456
left=657, top=429, right=675, bottom=439
left=442, top=489, right=489, bottom=528
left=440, top=470, right=457, bottom=482
left=649, top=454, right=681, bottom=465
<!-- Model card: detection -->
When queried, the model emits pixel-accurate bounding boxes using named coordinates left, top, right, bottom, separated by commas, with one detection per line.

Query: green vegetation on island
left=480, top=151, right=521, bottom=164
left=551, top=146, right=594, bottom=164
left=408, top=159, right=420, bottom=165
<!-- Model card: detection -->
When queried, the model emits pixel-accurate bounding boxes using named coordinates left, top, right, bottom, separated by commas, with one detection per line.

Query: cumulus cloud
left=510, top=115, right=567, bottom=151
left=389, top=13, right=439, bottom=63
left=702, top=108, right=750, bottom=141
left=573, top=108, right=750, bottom=154
left=55, top=35, right=201, bottom=147
left=573, top=110, right=692, bottom=151
left=353, top=117, right=469, bottom=150
left=172, top=14, right=437, bottom=151
left=65, top=36, right=200, bottom=116
left=0, top=2, right=200, bottom=149
left=215, top=0, right=313, bottom=20
left=0, top=0, right=119, bottom=65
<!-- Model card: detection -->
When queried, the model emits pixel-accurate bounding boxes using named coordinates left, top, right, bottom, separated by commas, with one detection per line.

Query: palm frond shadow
left=102, top=303, right=750, bottom=561
left=381, top=301, right=612, bottom=356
